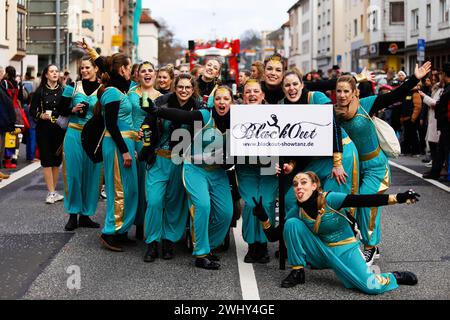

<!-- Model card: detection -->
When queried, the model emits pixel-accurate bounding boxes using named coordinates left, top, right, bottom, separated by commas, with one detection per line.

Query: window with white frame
left=411, top=9, right=419, bottom=32
left=440, top=0, right=449, bottom=23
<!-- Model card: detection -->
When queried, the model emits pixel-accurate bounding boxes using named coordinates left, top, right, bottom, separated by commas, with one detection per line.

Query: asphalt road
left=1, top=155, right=449, bottom=300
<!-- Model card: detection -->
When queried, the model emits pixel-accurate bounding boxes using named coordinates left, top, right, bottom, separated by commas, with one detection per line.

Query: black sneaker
left=143, top=242, right=159, bottom=263
left=423, top=173, right=440, bottom=180
left=256, top=243, right=270, bottom=264
left=117, top=233, right=137, bottom=246
left=363, top=247, right=377, bottom=266
left=392, top=271, right=418, bottom=286
left=207, top=251, right=220, bottom=262
left=244, top=244, right=258, bottom=263
left=78, top=215, right=100, bottom=229
left=64, top=214, right=78, bottom=231
left=195, top=257, right=220, bottom=270
left=161, top=239, right=174, bottom=260
left=375, top=247, right=381, bottom=260
left=100, top=234, right=123, bottom=252
left=281, top=269, right=305, bottom=288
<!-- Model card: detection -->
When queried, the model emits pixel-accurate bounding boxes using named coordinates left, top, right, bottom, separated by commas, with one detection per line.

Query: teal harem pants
left=284, top=218, right=398, bottom=295
left=236, top=165, right=278, bottom=245
left=101, top=136, right=138, bottom=235
left=144, top=154, right=188, bottom=244
left=63, top=125, right=102, bottom=216
left=182, top=163, right=233, bottom=257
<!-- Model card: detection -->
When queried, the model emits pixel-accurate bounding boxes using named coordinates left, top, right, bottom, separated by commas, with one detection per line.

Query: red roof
left=140, top=9, right=160, bottom=28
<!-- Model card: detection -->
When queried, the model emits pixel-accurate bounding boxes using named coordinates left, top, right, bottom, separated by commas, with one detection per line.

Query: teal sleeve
left=62, top=85, right=74, bottom=98
left=286, top=207, right=300, bottom=220
left=206, top=95, right=215, bottom=109
left=359, top=95, right=378, bottom=114
left=101, top=88, right=121, bottom=106
left=325, top=192, right=347, bottom=211
left=200, top=109, right=211, bottom=126
left=312, top=91, right=332, bottom=104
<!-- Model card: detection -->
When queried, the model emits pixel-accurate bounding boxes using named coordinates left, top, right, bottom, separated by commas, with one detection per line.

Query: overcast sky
left=142, top=0, right=293, bottom=45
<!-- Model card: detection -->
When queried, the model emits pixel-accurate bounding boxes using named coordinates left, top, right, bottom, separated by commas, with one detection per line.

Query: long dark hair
left=38, top=64, right=61, bottom=90
left=94, top=53, right=131, bottom=117
left=3, top=66, right=16, bottom=81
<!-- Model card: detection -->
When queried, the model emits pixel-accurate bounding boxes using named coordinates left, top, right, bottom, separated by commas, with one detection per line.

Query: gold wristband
left=261, top=220, right=272, bottom=230
left=388, top=195, right=398, bottom=205
left=87, top=47, right=100, bottom=61
left=333, top=153, right=343, bottom=167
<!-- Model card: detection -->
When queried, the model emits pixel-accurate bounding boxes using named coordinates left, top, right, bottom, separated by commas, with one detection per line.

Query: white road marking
left=389, top=160, right=450, bottom=193
left=0, top=162, right=42, bottom=190
left=233, top=217, right=260, bottom=300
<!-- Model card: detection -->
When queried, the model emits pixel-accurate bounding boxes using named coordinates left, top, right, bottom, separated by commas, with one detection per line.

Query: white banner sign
left=230, top=105, right=333, bottom=157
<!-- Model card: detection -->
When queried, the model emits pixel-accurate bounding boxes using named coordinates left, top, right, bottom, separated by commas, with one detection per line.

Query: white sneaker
left=46, top=193, right=55, bottom=204
left=100, top=185, right=107, bottom=200
left=52, top=192, right=64, bottom=202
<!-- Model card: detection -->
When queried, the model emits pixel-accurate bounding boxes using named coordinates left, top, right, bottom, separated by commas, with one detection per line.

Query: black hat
left=443, top=63, right=450, bottom=77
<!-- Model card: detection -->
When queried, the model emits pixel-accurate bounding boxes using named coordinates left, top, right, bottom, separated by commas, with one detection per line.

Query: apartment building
left=138, top=8, right=159, bottom=66
left=0, top=0, right=36, bottom=75
left=403, top=0, right=450, bottom=74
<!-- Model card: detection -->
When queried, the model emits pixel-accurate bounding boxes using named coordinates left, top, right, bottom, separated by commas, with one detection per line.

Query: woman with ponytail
left=58, top=56, right=102, bottom=232
left=252, top=171, right=420, bottom=294
left=96, top=53, right=138, bottom=252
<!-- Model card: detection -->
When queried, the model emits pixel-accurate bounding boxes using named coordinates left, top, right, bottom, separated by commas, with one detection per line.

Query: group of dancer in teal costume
left=66, top=41, right=429, bottom=293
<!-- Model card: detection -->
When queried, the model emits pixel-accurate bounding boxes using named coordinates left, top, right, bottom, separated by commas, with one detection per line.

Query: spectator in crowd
left=400, top=84, right=422, bottom=156
left=22, top=72, right=38, bottom=162
left=397, top=71, right=407, bottom=83
left=423, top=63, right=450, bottom=181
left=420, top=71, right=445, bottom=172
left=30, top=64, right=66, bottom=204
left=179, top=64, right=190, bottom=75
left=236, top=69, right=251, bottom=100
left=419, top=77, right=433, bottom=155
left=190, top=64, right=203, bottom=80
left=251, top=61, right=264, bottom=81
left=1, top=66, right=25, bottom=169
left=64, top=71, right=73, bottom=86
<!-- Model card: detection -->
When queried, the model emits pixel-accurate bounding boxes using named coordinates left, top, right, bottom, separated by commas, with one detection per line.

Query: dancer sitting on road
left=252, top=171, right=420, bottom=294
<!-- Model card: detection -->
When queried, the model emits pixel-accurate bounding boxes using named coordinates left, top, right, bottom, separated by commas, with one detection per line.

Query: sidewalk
left=391, top=154, right=450, bottom=187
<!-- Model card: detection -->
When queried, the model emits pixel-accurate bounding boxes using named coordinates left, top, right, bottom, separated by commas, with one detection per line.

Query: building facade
left=288, top=0, right=314, bottom=73
left=138, top=8, right=159, bottom=66
left=0, top=0, right=36, bottom=76
left=404, top=0, right=450, bottom=74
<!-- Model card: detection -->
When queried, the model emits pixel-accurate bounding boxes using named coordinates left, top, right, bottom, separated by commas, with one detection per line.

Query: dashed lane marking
left=0, top=162, right=42, bottom=190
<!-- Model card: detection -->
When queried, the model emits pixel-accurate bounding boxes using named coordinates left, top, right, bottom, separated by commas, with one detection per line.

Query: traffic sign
left=417, top=39, right=426, bottom=62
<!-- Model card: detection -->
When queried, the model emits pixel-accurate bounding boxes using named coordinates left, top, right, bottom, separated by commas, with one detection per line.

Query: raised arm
left=369, top=62, right=432, bottom=116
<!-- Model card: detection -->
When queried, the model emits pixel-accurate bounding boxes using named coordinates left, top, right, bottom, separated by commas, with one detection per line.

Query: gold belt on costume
left=326, top=237, right=357, bottom=247
left=105, top=130, right=139, bottom=141
left=156, top=149, right=172, bottom=159
left=342, top=137, right=352, bottom=146
left=68, top=123, right=84, bottom=131
left=360, top=146, right=381, bottom=162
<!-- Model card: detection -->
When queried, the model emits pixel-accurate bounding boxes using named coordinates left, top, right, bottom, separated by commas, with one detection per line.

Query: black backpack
left=81, top=114, right=105, bottom=163
left=0, top=85, right=16, bottom=133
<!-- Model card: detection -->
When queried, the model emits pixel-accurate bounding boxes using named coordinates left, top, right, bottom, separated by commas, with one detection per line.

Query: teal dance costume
left=254, top=190, right=420, bottom=294
left=128, top=87, right=162, bottom=228
left=100, top=85, right=138, bottom=236
left=282, top=90, right=360, bottom=218
left=60, top=80, right=102, bottom=217
left=142, top=94, right=194, bottom=247
left=148, top=106, right=233, bottom=260
left=337, top=75, right=420, bottom=248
